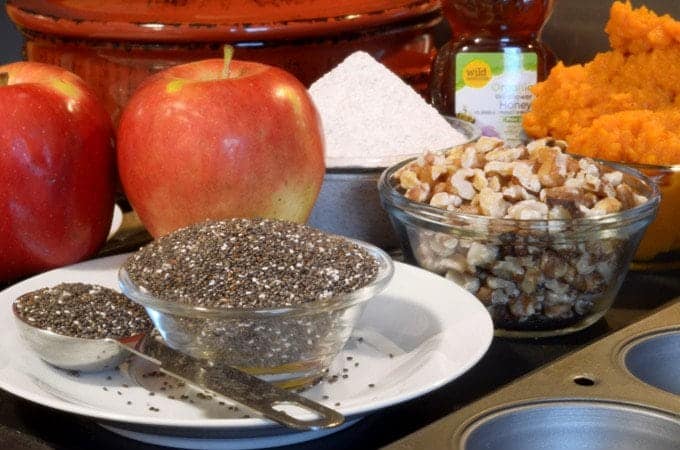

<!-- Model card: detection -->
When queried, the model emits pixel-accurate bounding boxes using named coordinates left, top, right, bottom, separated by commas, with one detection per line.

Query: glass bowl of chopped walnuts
left=379, top=137, right=660, bottom=337
left=118, top=218, right=394, bottom=388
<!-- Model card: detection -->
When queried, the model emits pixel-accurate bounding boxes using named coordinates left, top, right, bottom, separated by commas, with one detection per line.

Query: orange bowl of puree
left=522, top=1, right=680, bottom=267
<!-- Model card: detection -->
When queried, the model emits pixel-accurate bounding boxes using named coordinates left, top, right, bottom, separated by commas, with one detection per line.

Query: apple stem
left=221, top=45, right=234, bottom=79
left=0, top=72, right=8, bottom=87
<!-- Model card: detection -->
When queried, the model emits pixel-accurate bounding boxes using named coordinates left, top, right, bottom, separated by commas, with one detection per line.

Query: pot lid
left=7, top=0, right=441, bottom=42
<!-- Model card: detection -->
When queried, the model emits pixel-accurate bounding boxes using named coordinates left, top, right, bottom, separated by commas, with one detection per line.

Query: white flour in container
left=309, top=51, right=468, bottom=168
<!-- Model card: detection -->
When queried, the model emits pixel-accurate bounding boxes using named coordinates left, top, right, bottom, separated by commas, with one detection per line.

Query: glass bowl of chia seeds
left=118, top=218, right=394, bottom=388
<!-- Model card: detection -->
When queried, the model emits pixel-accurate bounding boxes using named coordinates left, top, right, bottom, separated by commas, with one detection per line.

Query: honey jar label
left=455, top=51, right=537, bottom=146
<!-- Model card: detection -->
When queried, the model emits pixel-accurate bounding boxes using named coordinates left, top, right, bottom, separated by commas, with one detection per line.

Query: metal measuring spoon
left=12, top=304, right=344, bottom=430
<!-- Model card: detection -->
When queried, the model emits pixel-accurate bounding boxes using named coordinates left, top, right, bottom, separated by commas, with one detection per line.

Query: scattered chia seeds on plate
left=13, top=283, right=151, bottom=340
left=123, top=218, right=380, bottom=309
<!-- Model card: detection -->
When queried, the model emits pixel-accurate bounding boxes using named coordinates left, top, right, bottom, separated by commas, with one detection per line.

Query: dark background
left=2, top=1, right=680, bottom=66
left=1, top=1, right=21, bottom=63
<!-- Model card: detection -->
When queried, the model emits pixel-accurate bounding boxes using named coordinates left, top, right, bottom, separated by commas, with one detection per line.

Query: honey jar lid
left=7, top=0, right=441, bottom=42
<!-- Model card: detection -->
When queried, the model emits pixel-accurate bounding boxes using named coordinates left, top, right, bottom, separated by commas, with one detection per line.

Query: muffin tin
left=385, top=299, right=680, bottom=449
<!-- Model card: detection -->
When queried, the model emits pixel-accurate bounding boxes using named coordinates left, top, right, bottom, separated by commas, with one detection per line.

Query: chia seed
left=14, top=283, right=151, bottom=340
left=124, top=218, right=380, bottom=308
left=123, top=218, right=387, bottom=382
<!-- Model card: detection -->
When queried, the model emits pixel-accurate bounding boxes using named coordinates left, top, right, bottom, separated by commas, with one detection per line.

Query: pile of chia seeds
left=14, top=283, right=152, bottom=339
left=124, top=218, right=381, bottom=308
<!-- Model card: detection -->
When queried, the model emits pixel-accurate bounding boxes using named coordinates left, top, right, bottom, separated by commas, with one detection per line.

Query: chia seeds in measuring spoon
left=14, top=283, right=151, bottom=339
left=122, top=218, right=383, bottom=374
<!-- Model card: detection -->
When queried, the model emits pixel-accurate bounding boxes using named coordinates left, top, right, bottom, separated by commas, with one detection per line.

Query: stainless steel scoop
left=12, top=304, right=344, bottom=430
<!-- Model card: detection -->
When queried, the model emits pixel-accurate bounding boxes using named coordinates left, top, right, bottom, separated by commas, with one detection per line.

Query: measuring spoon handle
left=113, top=337, right=344, bottom=430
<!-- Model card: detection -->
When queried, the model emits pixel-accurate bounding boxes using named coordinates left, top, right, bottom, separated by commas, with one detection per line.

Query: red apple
left=117, top=48, right=325, bottom=238
left=0, top=62, right=116, bottom=282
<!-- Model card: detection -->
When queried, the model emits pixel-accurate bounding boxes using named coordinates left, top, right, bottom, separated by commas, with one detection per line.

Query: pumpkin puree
left=523, top=1, right=680, bottom=261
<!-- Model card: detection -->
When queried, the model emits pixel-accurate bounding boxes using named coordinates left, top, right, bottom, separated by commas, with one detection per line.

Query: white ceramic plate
left=0, top=254, right=493, bottom=449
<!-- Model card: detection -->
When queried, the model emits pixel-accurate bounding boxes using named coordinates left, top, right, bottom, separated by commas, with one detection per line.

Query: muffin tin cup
left=385, top=300, right=680, bottom=450
left=460, top=400, right=680, bottom=450
left=622, top=330, right=680, bottom=396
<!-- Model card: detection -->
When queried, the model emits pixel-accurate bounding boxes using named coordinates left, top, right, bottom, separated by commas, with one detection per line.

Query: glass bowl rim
left=590, top=157, right=680, bottom=173
left=118, top=238, right=394, bottom=319
left=378, top=154, right=661, bottom=231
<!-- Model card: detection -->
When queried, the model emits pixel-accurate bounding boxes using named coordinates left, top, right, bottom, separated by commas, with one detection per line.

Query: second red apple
left=117, top=53, right=325, bottom=237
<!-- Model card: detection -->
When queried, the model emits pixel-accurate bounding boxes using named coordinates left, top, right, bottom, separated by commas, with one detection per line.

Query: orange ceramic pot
left=7, top=0, right=442, bottom=123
